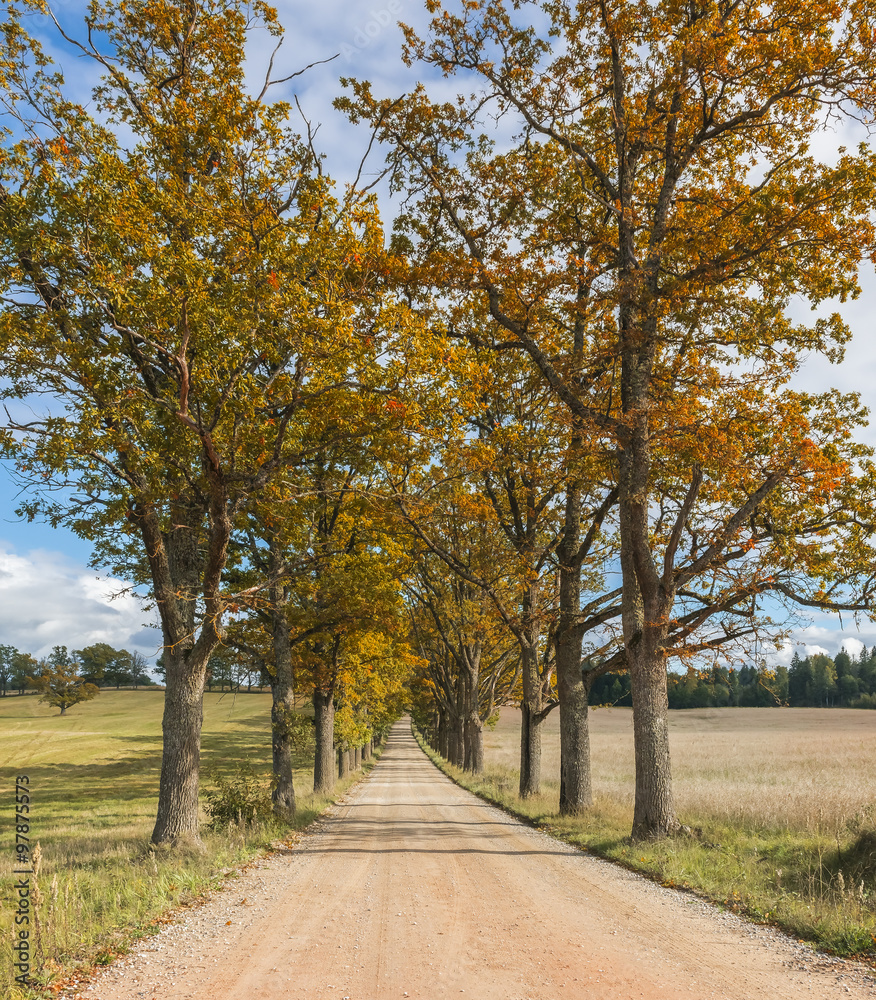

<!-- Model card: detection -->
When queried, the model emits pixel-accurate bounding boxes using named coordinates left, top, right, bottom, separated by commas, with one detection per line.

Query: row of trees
left=4, top=0, right=876, bottom=843
left=381, top=0, right=876, bottom=839
left=0, top=0, right=416, bottom=838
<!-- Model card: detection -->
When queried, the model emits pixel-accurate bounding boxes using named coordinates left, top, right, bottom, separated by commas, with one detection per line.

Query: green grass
left=0, top=690, right=374, bottom=999
left=413, top=714, right=876, bottom=962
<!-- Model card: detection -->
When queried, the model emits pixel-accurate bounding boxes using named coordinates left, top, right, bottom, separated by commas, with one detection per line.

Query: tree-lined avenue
left=91, top=720, right=874, bottom=1000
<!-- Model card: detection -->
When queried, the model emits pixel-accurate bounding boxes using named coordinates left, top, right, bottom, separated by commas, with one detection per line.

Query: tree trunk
left=145, top=496, right=222, bottom=847
left=313, top=688, right=335, bottom=793
left=519, top=701, right=543, bottom=798
left=518, top=605, right=545, bottom=797
left=269, top=595, right=296, bottom=819
left=556, top=634, right=592, bottom=814
left=465, top=713, right=484, bottom=773
left=338, top=747, right=350, bottom=779
left=630, top=644, right=678, bottom=839
left=438, top=708, right=449, bottom=758
left=556, top=478, right=592, bottom=815
left=151, top=648, right=209, bottom=844
left=448, top=713, right=463, bottom=766
left=449, top=674, right=466, bottom=766
left=617, top=321, right=679, bottom=840
left=464, top=665, right=484, bottom=774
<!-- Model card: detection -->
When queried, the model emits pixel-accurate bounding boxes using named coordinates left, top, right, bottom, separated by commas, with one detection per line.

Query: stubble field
left=486, top=706, right=876, bottom=832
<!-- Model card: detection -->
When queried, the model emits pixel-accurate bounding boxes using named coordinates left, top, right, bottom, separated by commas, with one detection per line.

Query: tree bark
left=464, top=712, right=484, bottom=774
left=152, top=646, right=209, bottom=844
left=556, top=633, right=592, bottom=814
left=463, top=662, right=484, bottom=774
left=143, top=496, right=225, bottom=846
left=438, top=707, right=449, bottom=758
left=449, top=673, right=466, bottom=766
left=629, top=643, right=677, bottom=839
left=518, top=595, right=547, bottom=797
left=448, top=714, right=464, bottom=766
left=519, top=701, right=543, bottom=798
left=556, top=478, right=592, bottom=814
left=617, top=304, right=680, bottom=839
left=313, top=688, right=335, bottom=793
left=269, top=589, right=296, bottom=819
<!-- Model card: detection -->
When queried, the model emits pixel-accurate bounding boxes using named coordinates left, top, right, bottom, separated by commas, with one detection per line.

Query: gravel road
left=88, top=719, right=876, bottom=999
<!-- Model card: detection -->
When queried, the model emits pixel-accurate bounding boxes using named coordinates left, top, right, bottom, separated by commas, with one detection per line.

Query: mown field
left=421, top=706, right=876, bottom=958
left=0, top=690, right=353, bottom=998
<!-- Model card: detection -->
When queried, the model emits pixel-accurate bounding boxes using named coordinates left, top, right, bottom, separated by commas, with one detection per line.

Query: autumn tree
left=221, top=354, right=416, bottom=810
left=29, top=659, right=99, bottom=715
left=385, top=325, right=622, bottom=801
left=341, top=0, right=876, bottom=836
left=0, top=0, right=389, bottom=844
left=403, top=500, right=523, bottom=772
left=289, top=462, right=413, bottom=793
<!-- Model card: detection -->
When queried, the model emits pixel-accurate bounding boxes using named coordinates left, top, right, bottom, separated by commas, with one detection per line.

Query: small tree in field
left=28, top=662, right=99, bottom=715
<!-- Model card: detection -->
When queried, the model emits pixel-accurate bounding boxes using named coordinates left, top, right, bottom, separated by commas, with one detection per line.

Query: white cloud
left=768, top=627, right=875, bottom=666
left=801, top=643, right=831, bottom=658
left=0, top=544, right=160, bottom=662
left=839, top=636, right=866, bottom=658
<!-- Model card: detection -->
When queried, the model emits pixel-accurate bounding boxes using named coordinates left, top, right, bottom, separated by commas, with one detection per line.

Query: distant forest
left=590, top=648, right=876, bottom=710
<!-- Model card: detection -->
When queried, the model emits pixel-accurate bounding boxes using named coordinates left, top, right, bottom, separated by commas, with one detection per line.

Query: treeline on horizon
left=591, top=648, right=876, bottom=710
left=1, top=642, right=275, bottom=696
left=0, top=643, right=156, bottom=694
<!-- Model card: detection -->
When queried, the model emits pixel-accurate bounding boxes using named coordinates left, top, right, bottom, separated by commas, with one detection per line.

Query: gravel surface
left=82, top=720, right=876, bottom=999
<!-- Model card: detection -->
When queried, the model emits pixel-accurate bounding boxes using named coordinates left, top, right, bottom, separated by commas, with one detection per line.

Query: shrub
left=204, top=762, right=273, bottom=828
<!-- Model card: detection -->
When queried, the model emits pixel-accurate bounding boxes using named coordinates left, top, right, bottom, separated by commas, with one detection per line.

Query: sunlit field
left=485, top=706, right=876, bottom=833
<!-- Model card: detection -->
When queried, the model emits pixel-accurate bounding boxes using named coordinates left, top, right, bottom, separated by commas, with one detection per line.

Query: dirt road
left=91, top=720, right=875, bottom=1000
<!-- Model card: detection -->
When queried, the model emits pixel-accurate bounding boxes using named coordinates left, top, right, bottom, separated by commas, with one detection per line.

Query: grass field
left=0, top=689, right=359, bottom=998
left=487, top=706, right=876, bottom=832
left=419, top=706, right=876, bottom=959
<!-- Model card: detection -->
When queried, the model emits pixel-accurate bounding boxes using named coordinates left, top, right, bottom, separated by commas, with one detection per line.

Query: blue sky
left=2, top=1, right=875, bottom=665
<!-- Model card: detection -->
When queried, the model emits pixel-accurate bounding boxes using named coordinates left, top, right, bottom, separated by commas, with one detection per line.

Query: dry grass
left=421, top=707, right=876, bottom=958
left=485, top=706, right=876, bottom=834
